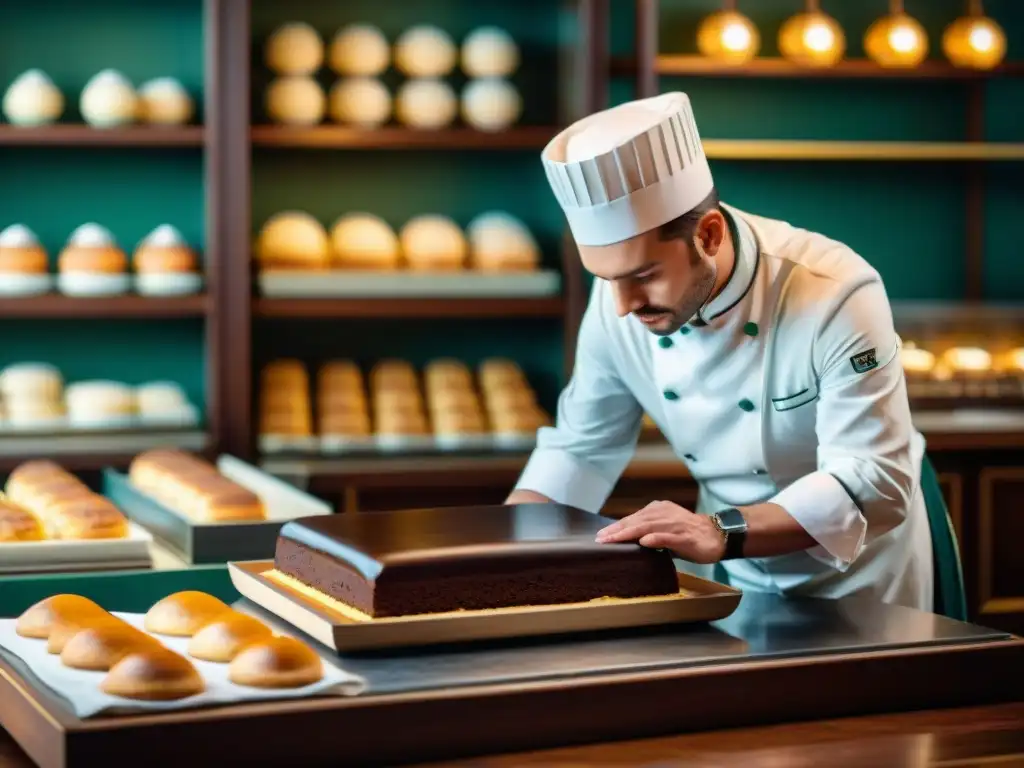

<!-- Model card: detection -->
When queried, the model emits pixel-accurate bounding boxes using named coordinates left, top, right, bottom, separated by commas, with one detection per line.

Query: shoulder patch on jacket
left=850, top=348, right=878, bottom=374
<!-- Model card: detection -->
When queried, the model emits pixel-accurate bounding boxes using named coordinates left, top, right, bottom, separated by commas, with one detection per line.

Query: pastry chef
left=506, top=92, right=934, bottom=611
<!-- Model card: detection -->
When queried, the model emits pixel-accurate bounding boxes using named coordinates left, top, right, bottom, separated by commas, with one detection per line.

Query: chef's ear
left=692, top=209, right=726, bottom=260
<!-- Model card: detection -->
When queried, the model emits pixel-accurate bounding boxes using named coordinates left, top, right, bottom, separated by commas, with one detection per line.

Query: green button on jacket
left=738, top=398, right=755, bottom=412
left=744, top=321, right=759, bottom=337
left=679, top=326, right=691, bottom=335
left=663, top=389, right=679, bottom=401
left=658, top=336, right=673, bottom=348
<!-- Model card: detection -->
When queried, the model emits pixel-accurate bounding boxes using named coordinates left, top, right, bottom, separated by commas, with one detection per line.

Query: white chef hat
left=541, top=92, right=713, bottom=246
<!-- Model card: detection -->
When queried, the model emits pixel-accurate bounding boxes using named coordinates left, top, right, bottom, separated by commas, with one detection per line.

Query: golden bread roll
left=373, top=387, right=424, bottom=411
left=16, top=594, right=108, bottom=639
left=48, top=612, right=127, bottom=655
left=43, top=495, right=128, bottom=540
left=369, top=359, right=417, bottom=387
left=196, top=488, right=266, bottom=522
left=942, top=346, right=992, bottom=376
left=317, top=360, right=363, bottom=389
left=399, top=215, right=467, bottom=271
left=4, top=459, right=66, bottom=490
left=187, top=611, right=274, bottom=663
left=427, top=386, right=481, bottom=411
left=330, top=213, right=401, bottom=270
left=317, top=389, right=368, bottom=413
left=228, top=636, right=323, bottom=688
left=483, top=386, right=536, bottom=412
left=261, top=358, right=308, bottom=383
left=101, top=647, right=205, bottom=701
left=144, top=591, right=231, bottom=637
left=319, top=410, right=372, bottom=437
left=0, top=499, right=45, bottom=542
left=60, top=622, right=161, bottom=671
left=260, top=410, right=313, bottom=436
left=376, top=411, right=429, bottom=435
left=490, top=407, right=550, bottom=434
left=433, top=409, right=487, bottom=435
left=256, top=212, right=330, bottom=270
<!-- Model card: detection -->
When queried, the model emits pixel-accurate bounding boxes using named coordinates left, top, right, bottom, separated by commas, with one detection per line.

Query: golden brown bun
left=427, top=387, right=480, bottom=411
left=0, top=499, right=45, bottom=542
left=60, top=622, right=161, bottom=671
left=144, top=591, right=231, bottom=637
left=260, top=410, right=313, bottom=436
left=372, top=388, right=424, bottom=411
left=101, top=647, right=205, bottom=701
left=433, top=409, right=487, bottom=435
left=0, top=244, right=48, bottom=274
left=58, top=245, right=127, bottom=273
left=187, top=611, right=274, bottom=662
left=134, top=245, right=197, bottom=274
left=5, top=459, right=66, bottom=490
left=317, top=389, right=368, bottom=413
left=16, top=594, right=107, bottom=639
left=196, top=489, right=266, bottom=522
left=44, top=495, right=129, bottom=540
left=228, top=636, right=323, bottom=688
left=482, top=386, right=536, bottom=412
left=48, top=613, right=127, bottom=655
left=319, top=410, right=371, bottom=436
left=317, top=360, right=363, bottom=388
left=261, top=358, right=308, bottom=382
left=375, top=411, right=429, bottom=435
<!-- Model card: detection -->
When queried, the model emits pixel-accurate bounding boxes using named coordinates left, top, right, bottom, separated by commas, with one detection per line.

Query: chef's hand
left=595, top=500, right=726, bottom=564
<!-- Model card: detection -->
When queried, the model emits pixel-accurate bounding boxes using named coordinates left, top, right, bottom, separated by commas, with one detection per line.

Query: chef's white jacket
left=515, top=205, right=934, bottom=611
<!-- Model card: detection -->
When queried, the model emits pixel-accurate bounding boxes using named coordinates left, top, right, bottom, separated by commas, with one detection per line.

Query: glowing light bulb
left=865, top=12, right=927, bottom=68
left=969, top=25, right=995, bottom=51
left=721, top=22, right=752, bottom=52
left=778, top=7, right=845, bottom=68
left=942, top=7, right=1006, bottom=69
left=696, top=9, right=760, bottom=65
left=804, top=22, right=834, bottom=52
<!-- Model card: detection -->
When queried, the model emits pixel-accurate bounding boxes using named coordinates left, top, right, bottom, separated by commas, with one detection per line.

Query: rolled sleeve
left=771, top=276, right=916, bottom=569
left=513, top=282, right=642, bottom=512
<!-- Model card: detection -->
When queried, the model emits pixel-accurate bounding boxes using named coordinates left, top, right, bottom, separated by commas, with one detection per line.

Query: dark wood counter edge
left=1, top=638, right=1021, bottom=767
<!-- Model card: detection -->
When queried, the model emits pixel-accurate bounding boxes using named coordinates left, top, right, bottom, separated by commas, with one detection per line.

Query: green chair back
left=920, top=455, right=968, bottom=622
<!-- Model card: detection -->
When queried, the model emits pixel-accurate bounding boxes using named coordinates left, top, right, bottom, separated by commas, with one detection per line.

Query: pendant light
left=696, top=0, right=761, bottom=65
left=942, top=0, right=1006, bottom=70
left=865, top=0, right=929, bottom=68
left=778, top=0, right=846, bottom=68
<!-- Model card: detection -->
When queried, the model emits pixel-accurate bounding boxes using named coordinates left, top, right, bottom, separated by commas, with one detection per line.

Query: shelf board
left=0, top=429, right=209, bottom=471
left=250, top=125, right=558, bottom=149
left=0, top=294, right=209, bottom=319
left=0, top=125, right=204, bottom=147
left=253, top=296, right=565, bottom=319
left=702, top=140, right=1024, bottom=161
left=611, top=55, right=1024, bottom=79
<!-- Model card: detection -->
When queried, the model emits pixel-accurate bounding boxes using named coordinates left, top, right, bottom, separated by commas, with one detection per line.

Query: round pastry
left=265, top=22, right=324, bottom=75
left=0, top=224, right=52, bottom=297
left=395, top=79, right=457, bottom=130
left=256, top=212, right=331, bottom=270
left=4, top=398, right=65, bottom=429
left=80, top=69, right=137, bottom=128
left=1, top=69, right=64, bottom=126
left=133, top=224, right=202, bottom=295
left=461, top=27, right=520, bottom=78
left=478, top=358, right=525, bottom=388
left=136, top=381, right=197, bottom=426
left=428, top=387, right=480, bottom=412
left=144, top=591, right=231, bottom=637
left=328, top=77, right=391, bottom=128
left=375, top=410, right=429, bottom=436
left=16, top=594, right=107, bottom=639
left=57, top=223, right=130, bottom=297
left=329, top=24, right=390, bottom=76
left=942, top=346, right=992, bottom=375
left=187, top=611, right=274, bottom=663
left=461, top=78, right=522, bottom=132
left=265, top=76, right=325, bottom=126
left=64, top=380, right=137, bottom=428
left=137, top=78, right=194, bottom=125
left=394, top=25, right=457, bottom=77
left=0, top=362, right=63, bottom=401
left=0, top=499, right=45, bottom=543
left=228, top=636, right=323, bottom=688
left=102, top=647, right=205, bottom=701
left=399, top=215, right=467, bottom=271
left=370, top=359, right=417, bottom=388
left=483, top=386, right=536, bottom=412
left=317, top=360, right=363, bottom=389
left=320, top=410, right=372, bottom=438
left=330, top=212, right=400, bottom=269
left=373, top=388, right=424, bottom=412
left=433, top=409, right=487, bottom=436
left=47, top=612, right=127, bottom=654
left=4, top=458, right=66, bottom=492
left=60, top=622, right=160, bottom=671
left=424, top=359, right=473, bottom=389
left=467, top=212, right=540, bottom=272
left=901, top=346, right=936, bottom=376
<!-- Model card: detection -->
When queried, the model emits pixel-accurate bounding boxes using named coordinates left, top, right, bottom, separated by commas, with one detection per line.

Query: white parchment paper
left=0, top=612, right=366, bottom=718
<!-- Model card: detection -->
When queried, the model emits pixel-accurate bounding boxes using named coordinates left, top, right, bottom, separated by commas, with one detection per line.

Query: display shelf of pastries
left=0, top=591, right=359, bottom=719
left=254, top=20, right=545, bottom=146
left=0, top=459, right=153, bottom=574
left=255, top=209, right=561, bottom=303
left=103, top=450, right=330, bottom=564
left=901, top=340, right=1024, bottom=410
left=258, top=357, right=549, bottom=457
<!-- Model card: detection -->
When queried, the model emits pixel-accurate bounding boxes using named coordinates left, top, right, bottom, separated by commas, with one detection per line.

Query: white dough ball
left=265, top=76, right=325, bottom=125
left=399, top=215, right=468, bottom=269
left=395, top=78, right=456, bottom=130
left=394, top=25, right=457, bottom=77
left=461, top=78, right=521, bottom=132
left=138, top=77, right=194, bottom=125
left=265, top=22, right=324, bottom=75
left=467, top=211, right=539, bottom=270
left=329, top=77, right=391, bottom=127
left=329, top=24, right=390, bottom=76
left=2, top=69, right=64, bottom=126
left=80, top=69, right=137, bottom=128
left=461, top=27, right=520, bottom=78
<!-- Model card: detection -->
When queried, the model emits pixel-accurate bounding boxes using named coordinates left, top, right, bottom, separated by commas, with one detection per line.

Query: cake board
left=227, top=560, right=743, bottom=651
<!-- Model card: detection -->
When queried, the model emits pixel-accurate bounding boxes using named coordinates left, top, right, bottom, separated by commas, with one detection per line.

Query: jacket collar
left=693, top=204, right=759, bottom=325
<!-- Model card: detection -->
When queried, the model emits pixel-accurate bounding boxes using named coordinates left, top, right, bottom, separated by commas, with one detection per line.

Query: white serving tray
left=258, top=269, right=561, bottom=298
left=0, top=522, right=153, bottom=574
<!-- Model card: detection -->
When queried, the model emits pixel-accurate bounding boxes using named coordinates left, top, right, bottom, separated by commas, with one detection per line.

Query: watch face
left=716, top=507, right=747, bottom=533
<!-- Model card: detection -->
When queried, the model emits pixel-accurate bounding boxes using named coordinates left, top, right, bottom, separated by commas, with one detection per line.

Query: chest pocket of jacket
left=771, top=382, right=819, bottom=412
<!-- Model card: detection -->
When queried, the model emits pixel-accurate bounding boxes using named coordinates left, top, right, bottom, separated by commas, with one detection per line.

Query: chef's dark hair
left=657, top=188, right=721, bottom=244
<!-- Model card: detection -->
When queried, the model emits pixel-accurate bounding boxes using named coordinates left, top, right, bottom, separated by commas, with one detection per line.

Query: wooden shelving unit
left=0, top=125, right=205, bottom=147
left=0, top=294, right=209, bottom=319
left=250, top=125, right=559, bottom=150
left=253, top=296, right=565, bottom=319
left=702, top=140, right=1024, bottom=161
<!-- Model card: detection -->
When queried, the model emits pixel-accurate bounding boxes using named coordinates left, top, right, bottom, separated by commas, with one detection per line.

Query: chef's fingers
left=596, top=518, right=663, bottom=543
left=638, top=532, right=683, bottom=551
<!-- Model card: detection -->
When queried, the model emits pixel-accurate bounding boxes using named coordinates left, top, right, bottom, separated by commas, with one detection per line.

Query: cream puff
left=461, top=78, right=522, bottom=133
left=394, top=26, right=457, bottom=78
left=328, top=78, right=391, bottom=128
left=399, top=215, right=467, bottom=271
left=137, top=78, right=194, bottom=125
left=57, top=224, right=129, bottom=296
left=2, top=69, right=64, bottom=126
left=461, top=27, right=520, bottom=78
left=467, top=212, right=540, bottom=272
left=330, top=213, right=401, bottom=270
left=64, top=380, right=137, bottom=429
left=265, top=22, right=324, bottom=75
left=395, top=79, right=457, bottom=130
left=265, top=76, right=325, bottom=126
left=136, top=381, right=199, bottom=427
left=133, top=225, right=203, bottom=295
left=80, top=70, right=137, bottom=128
left=0, top=224, right=52, bottom=296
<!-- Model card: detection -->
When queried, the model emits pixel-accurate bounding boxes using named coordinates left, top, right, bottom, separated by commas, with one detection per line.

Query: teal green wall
left=611, top=0, right=1024, bottom=304
left=0, top=0, right=207, bottom=411
left=250, top=0, right=574, bottom=409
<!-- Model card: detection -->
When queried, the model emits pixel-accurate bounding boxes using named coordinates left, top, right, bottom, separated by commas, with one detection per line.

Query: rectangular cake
left=273, top=503, right=679, bottom=618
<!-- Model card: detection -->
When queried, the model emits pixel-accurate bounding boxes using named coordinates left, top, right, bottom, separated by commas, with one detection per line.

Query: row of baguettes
left=1, top=460, right=128, bottom=542
left=14, top=592, right=322, bottom=699
left=128, top=450, right=266, bottom=523
left=259, top=357, right=550, bottom=439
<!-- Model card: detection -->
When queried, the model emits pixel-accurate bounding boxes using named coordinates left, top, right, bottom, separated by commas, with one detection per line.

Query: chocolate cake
left=273, top=503, right=680, bottom=618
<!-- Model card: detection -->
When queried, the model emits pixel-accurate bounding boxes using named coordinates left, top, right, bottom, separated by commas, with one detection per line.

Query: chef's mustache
left=635, top=306, right=673, bottom=318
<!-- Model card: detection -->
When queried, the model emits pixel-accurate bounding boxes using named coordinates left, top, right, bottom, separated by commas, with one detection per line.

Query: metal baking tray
left=228, top=560, right=742, bottom=651
left=103, top=455, right=331, bottom=565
